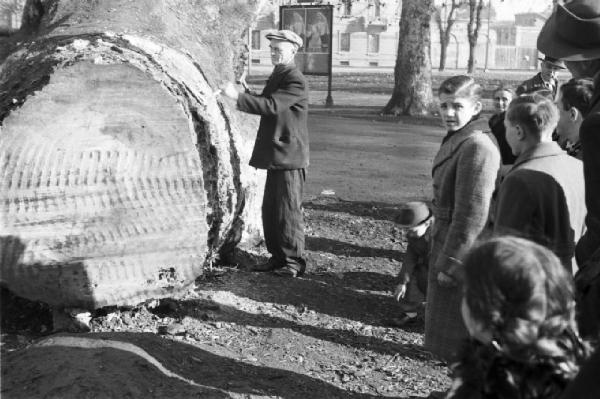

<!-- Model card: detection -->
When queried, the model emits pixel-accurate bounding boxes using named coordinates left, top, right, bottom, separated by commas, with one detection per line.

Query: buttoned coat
left=494, top=142, right=586, bottom=272
left=237, top=63, right=309, bottom=170
left=576, top=76, right=600, bottom=264
left=425, top=120, right=501, bottom=361
left=516, top=72, right=558, bottom=98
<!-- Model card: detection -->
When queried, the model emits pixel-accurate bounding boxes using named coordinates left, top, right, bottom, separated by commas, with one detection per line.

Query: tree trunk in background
left=382, top=0, right=434, bottom=116
left=435, top=0, right=465, bottom=72
left=0, top=0, right=267, bottom=309
left=467, top=0, right=484, bottom=73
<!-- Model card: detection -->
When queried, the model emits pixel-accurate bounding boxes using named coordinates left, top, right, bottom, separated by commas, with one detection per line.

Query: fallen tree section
left=0, top=33, right=262, bottom=309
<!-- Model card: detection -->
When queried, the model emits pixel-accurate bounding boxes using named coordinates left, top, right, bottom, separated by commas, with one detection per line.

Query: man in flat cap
left=220, top=30, right=309, bottom=277
left=516, top=55, right=566, bottom=99
left=537, top=0, right=600, bottom=340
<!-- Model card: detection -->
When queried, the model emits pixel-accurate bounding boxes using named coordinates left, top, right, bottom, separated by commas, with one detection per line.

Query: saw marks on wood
left=0, top=62, right=209, bottom=308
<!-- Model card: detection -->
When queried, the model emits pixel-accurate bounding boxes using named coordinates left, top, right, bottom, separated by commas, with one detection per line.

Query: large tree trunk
left=382, top=0, right=434, bottom=116
left=467, top=0, right=484, bottom=73
left=0, top=0, right=266, bottom=309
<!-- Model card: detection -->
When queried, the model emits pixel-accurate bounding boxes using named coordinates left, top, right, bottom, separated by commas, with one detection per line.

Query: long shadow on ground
left=304, top=198, right=415, bottom=223
left=306, top=236, right=404, bottom=263
left=170, top=298, right=426, bottom=360
left=198, top=271, right=416, bottom=330
left=2, top=332, right=390, bottom=399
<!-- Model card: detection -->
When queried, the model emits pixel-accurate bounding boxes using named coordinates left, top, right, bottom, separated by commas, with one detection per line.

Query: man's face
left=541, top=61, right=559, bottom=81
left=270, top=40, right=296, bottom=66
left=555, top=91, right=580, bottom=146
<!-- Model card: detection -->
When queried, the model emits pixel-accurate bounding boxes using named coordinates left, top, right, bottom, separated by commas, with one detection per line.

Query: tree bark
left=0, top=0, right=266, bottom=309
left=382, top=0, right=434, bottom=116
left=467, top=0, right=484, bottom=73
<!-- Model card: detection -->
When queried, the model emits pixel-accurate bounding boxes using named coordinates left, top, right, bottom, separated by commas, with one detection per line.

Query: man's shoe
left=273, top=264, right=304, bottom=278
left=252, top=258, right=282, bottom=272
left=387, top=312, right=419, bottom=327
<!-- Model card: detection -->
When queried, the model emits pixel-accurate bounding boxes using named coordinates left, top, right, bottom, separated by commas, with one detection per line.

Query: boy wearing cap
left=392, top=202, right=433, bottom=326
left=537, top=0, right=600, bottom=340
left=516, top=56, right=566, bottom=99
left=220, top=30, right=309, bottom=277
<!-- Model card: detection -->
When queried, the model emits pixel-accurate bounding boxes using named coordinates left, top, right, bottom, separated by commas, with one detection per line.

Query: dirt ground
left=1, top=112, right=450, bottom=398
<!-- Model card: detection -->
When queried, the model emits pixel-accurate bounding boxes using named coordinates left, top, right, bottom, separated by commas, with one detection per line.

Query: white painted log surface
left=0, top=33, right=264, bottom=308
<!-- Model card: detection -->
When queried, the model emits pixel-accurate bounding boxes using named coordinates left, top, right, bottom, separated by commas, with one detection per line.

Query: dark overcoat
left=516, top=72, right=558, bottom=98
left=574, top=75, right=600, bottom=339
left=425, top=120, right=501, bottom=361
left=494, top=142, right=586, bottom=272
left=237, top=63, right=309, bottom=170
left=576, top=77, right=600, bottom=264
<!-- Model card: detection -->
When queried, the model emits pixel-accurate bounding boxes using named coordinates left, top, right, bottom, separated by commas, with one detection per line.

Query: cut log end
left=0, top=35, right=263, bottom=308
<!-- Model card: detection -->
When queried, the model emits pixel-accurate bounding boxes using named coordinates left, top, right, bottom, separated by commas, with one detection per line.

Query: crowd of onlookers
left=390, top=1, right=600, bottom=398
left=223, top=2, right=599, bottom=397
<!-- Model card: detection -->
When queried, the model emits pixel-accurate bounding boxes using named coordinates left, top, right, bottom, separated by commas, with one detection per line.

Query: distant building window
left=369, top=61, right=378, bottom=67
left=251, top=59, right=260, bottom=64
left=342, top=0, right=352, bottom=16
left=340, top=60, right=350, bottom=66
left=374, top=0, right=381, bottom=18
left=340, top=33, right=350, bottom=52
left=251, top=30, right=261, bottom=50
left=368, top=34, right=380, bottom=53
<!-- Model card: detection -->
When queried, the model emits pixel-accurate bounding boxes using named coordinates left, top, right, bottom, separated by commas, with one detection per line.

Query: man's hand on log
left=219, top=82, right=240, bottom=101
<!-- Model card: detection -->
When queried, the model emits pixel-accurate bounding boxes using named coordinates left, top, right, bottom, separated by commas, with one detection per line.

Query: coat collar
left=432, top=119, right=486, bottom=174
left=508, top=141, right=566, bottom=173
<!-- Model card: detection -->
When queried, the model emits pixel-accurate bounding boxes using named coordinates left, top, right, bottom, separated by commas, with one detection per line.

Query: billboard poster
left=280, top=5, right=333, bottom=76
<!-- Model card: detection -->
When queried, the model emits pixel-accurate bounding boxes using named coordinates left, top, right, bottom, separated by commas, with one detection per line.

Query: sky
left=493, top=0, right=553, bottom=20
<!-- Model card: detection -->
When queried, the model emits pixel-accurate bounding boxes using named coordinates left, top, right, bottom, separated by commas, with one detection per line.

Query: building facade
left=249, top=0, right=551, bottom=71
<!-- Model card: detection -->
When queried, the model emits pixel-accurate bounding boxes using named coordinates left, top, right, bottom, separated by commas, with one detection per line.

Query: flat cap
left=266, top=29, right=303, bottom=48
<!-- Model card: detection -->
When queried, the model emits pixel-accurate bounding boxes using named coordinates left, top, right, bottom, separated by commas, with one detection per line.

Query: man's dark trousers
left=262, top=169, right=305, bottom=270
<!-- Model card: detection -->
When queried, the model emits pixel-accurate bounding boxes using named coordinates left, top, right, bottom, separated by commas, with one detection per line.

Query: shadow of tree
left=197, top=271, right=415, bottom=330
left=304, top=198, right=415, bottom=223
left=306, top=236, right=404, bottom=263
left=172, top=298, right=427, bottom=360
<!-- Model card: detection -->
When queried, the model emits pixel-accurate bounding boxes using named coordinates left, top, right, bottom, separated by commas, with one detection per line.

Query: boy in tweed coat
left=426, top=76, right=501, bottom=362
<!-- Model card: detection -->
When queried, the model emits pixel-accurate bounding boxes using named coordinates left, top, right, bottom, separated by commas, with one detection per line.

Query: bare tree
left=466, top=0, right=484, bottom=73
left=383, top=0, right=435, bottom=116
left=434, top=0, right=467, bottom=71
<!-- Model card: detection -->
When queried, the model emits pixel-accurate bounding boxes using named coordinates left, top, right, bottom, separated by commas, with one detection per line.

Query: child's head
left=461, top=236, right=576, bottom=349
left=504, top=94, right=559, bottom=156
left=396, top=201, right=433, bottom=238
left=556, top=78, right=594, bottom=146
left=438, top=75, right=483, bottom=132
left=492, top=85, right=514, bottom=113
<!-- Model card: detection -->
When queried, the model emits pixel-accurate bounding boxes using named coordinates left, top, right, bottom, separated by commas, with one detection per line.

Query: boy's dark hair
left=505, top=94, right=559, bottom=137
left=438, top=75, right=482, bottom=102
left=559, top=78, right=594, bottom=118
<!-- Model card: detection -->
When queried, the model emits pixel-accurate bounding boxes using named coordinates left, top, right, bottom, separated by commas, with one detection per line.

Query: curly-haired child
left=446, top=236, right=590, bottom=399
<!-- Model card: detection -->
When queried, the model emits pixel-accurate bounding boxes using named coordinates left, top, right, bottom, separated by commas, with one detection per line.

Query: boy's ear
left=515, top=124, right=526, bottom=140
left=474, top=101, right=483, bottom=114
left=569, top=107, right=580, bottom=122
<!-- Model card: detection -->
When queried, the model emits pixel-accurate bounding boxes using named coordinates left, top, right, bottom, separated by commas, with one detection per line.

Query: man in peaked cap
left=220, top=30, right=309, bottom=277
left=537, top=0, right=600, bottom=342
left=516, top=55, right=566, bottom=99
